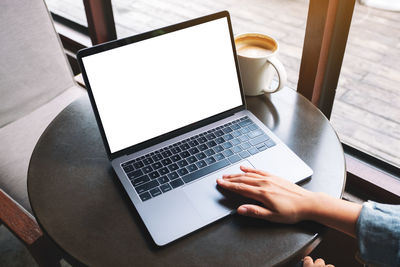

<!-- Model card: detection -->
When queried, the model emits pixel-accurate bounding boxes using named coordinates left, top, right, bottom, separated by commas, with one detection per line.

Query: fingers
left=303, top=256, right=313, bottom=267
left=222, top=166, right=270, bottom=179
left=303, top=256, right=334, bottom=267
left=240, top=165, right=270, bottom=176
left=222, top=176, right=264, bottom=187
left=237, top=204, right=274, bottom=220
left=216, top=178, right=263, bottom=202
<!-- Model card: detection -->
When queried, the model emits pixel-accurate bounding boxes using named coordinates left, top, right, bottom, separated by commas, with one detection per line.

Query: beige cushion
left=0, top=0, right=75, bottom=128
left=0, top=86, right=86, bottom=213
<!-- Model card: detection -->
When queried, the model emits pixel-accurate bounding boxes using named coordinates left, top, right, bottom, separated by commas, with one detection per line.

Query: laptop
left=77, top=11, right=313, bottom=246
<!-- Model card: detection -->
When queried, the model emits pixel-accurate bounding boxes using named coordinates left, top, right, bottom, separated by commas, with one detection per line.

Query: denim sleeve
left=356, top=201, right=400, bottom=267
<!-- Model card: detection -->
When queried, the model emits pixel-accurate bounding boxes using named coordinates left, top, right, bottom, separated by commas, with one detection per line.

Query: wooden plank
left=0, top=189, right=42, bottom=245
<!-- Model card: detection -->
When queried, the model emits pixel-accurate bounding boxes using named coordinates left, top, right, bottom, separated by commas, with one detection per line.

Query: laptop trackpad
left=183, top=160, right=255, bottom=222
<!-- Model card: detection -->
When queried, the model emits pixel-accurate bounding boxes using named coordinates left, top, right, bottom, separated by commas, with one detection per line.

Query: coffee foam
left=235, top=34, right=276, bottom=58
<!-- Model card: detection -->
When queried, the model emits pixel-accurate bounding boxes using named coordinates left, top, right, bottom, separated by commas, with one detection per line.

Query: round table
left=28, top=87, right=345, bottom=266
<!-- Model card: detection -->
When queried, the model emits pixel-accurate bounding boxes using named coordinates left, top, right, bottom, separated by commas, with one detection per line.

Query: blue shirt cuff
left=356, top=201, right=400, bottom=267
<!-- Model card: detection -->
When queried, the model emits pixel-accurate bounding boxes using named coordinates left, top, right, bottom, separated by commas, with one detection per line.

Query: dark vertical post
left=297, top=0, right=355, bottom=118
left=83, top=0, right=117, bottom=45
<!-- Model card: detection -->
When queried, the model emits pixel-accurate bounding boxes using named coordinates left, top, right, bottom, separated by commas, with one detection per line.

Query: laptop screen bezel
left=77, top=11, right=246, bottom=160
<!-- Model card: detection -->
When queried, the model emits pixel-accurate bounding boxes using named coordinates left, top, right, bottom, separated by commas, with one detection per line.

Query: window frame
left=52, top=0, right=400, bottom=199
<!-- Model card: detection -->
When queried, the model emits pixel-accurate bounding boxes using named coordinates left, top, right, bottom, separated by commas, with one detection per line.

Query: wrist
left=300, top=191, right=329, bottom=222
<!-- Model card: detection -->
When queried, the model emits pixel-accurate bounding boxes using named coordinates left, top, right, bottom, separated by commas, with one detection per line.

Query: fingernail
left=238, top=206, right=247, bottom=214
left=217, top=178, right=224, bottom=184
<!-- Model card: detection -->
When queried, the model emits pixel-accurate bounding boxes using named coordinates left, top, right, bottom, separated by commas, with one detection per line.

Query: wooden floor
left=47, top=0, right=400, bottom=167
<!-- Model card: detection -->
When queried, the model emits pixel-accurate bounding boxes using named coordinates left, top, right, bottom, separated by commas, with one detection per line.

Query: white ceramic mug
left=235, top=33, right=287, bottom=96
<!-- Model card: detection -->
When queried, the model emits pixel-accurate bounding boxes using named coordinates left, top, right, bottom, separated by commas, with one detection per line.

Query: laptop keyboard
left=121, top=116, right=276, bottom=202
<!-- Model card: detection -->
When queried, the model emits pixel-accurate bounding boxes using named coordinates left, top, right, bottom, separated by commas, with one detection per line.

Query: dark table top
left=28, top=87, right=345, bottom=266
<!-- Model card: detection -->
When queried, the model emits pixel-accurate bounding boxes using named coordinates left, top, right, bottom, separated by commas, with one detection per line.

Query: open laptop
left=77, top=11, right=313, bottom=246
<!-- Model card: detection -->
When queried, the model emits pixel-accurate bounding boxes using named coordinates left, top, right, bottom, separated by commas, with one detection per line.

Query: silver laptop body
left=77, top=11, right=313, bottom=246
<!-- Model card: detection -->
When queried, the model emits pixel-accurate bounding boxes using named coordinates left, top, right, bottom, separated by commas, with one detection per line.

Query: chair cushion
left=0, top=85, right=86, bottom=213
left=0, top=0, right=75, bottom=128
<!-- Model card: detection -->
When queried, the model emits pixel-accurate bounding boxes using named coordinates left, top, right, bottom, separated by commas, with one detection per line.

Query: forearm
left=305, top=192, right=362, bottom=237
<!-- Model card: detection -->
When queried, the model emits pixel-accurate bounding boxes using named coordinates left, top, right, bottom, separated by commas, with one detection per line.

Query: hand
left=303, top=256, right=334, bottom=267
left=216, top=165, right=316, bottom=224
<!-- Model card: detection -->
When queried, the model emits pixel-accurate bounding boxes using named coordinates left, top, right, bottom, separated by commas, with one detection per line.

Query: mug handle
left=263, top=56, right=287, bottom=93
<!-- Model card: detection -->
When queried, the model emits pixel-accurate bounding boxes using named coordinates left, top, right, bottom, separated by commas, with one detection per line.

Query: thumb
left=237, top=204, right=274, bottom=220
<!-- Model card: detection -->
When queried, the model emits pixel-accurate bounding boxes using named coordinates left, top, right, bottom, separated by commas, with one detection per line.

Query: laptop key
left=159, top=167, right=169, bottom=175
left=266, top=139, right=276, bottom=147
left=149, top=171, right=160, bottom=179
left=228, top=154, right=241, bottom=164
left=180, top=143, right=190, bottom=151
left=195, top=160, right=207, bottom=168
left=239, top=151, right=250, bottom=159
left=152, top=162, right=163, bottom=170
left=167, top=172, right=179, bottom=180
left=197, top=136, right=207, bottom=143
left=170, top=178, right=184, bottom=188
left=222, top=126, right=233, bottom=133
left=132, top=175, right=150, bottom=187
left=205, top=133, right=216, bottom=140
left=171, top=154, right=181, bottom=162
left=214, top=153, right=225, bottom=161
left=188, top=140, right=199, bottom=147
left=158, top=176, right=169, bottom=184
left=179, top=151, right=190, bottom=158
left=231, top=123, right=240, bottom=130
left=232, top=131, right=241, bottom=137
left=152, top=154, right=163, bottom=162
left=189, top=147, right=200, bottom=155
left=122, top=159, right=135, bottom=167
left=215, top=130, right=224, bottom=137
left=198, top=144, right=208, bottom=151
left=222, top=149, right=234, bottom=157
left=221, top=142, right=233, bottom=149
left=248, top=147, right=259, bottom=155
left=181, top=159, right=230, bottom=184
left=241, top=142, right=251, bottom=150
left=207, top=140, right=217, bottom=147
left=161, top=150, right=172, bottom=158
left=133, top=161, right=144, bottom=169
left=215, top=137, right=225, bottom=144
left=177, top=159, right=188, bottom=168
left=139, top=192, right=152, bottom=201
left=170, top=147, right=181, bottom=154
left=248, top=129, right=263, bottom=139
left=256, top=143, right=267, bottom=151
left=136, top=180, right=159, bottom=194
left=128, top=169, right=143, bottom=179
left=160, top=183, right=172, bottom=193
left=177, top=168, right=189, bottom=176
left=249, top=134, right=270, bottom=146
left=142, top=166, right=153, bottom=174
left=187, top=164, right=198, bottom=172
left=239, top=119, right=252, bottom=127
left=214, top=145, right=224, bottom=153
left=240, top=127, right=250, bottom=134
left=205, top=156, right=216, bottom=165
left=248, top=124, right=259, bottom=131
left=161, top=158, right=172, bottom=166
left=232, top=146, right=242, bottom=153
left=143, top=157, right=154, bottom=165
left=231, top=138, right=240, bottom=146
left=150, top=187, right=162, bottom=197
left=167, top=163, right=179, bottom=171
left=123, top=165, right=134, bottom=173
left=204, top=148, right=215, bottom=156
left=195, top=152, right=206, bottom=160
left=187, top=155, right=197, bottom=164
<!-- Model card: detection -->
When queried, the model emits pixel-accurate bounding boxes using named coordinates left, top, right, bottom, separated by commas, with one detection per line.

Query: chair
left=0, top=0, right=86, bottom=264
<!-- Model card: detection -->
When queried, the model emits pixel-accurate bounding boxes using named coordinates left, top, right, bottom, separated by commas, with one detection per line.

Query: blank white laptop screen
left=82, top=17, right=243, bottom=153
